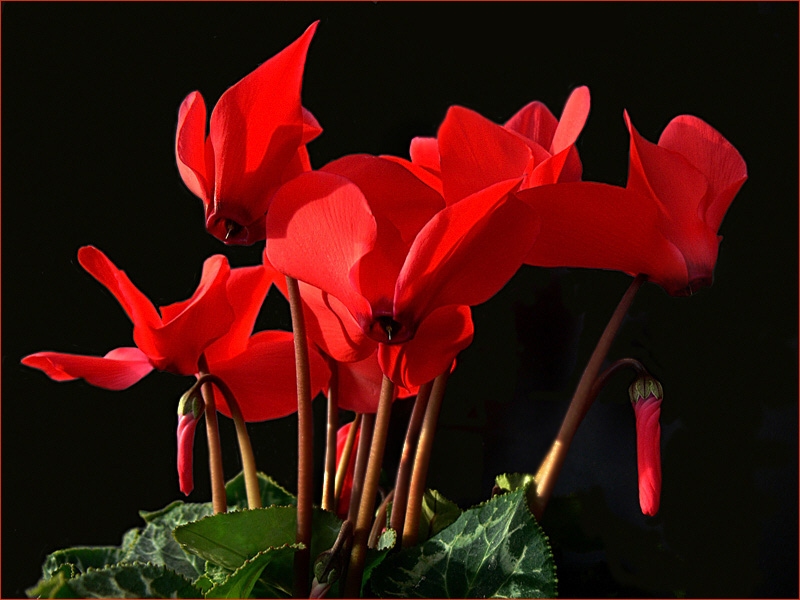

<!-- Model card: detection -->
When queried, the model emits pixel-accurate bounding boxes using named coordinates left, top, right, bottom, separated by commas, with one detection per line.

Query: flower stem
left=335, top=413, right=362, bottom=514
left=532, top=274, right=645, bottom=520
left=389, top=380, right=433, bottom=537
left=402, top=367, right=450, bottom=548
left=322, top=360, right=339, bottom=512
left=344, top=375, right=395, bottom=598
left=196, top=372, right=262, bottom=509
left=197, top=357, right=227, bottom=515
left=285, top=275, right=314, bottom=599
left=347, top=414, right=375, bottom=524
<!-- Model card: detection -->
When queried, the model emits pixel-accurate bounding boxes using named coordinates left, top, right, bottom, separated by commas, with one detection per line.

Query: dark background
left=2, top=3, right=797, bottom=598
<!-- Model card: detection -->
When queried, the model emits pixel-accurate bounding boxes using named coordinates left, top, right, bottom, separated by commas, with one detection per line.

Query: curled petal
left=551, top=86, right=591, bottom=154
left=177, top=411, right=202, bottom=495
left=176, top=91, right=213, bottom=203
left=378, top=305, right=473, bottom=389
left=409, top=136, right=441, bottom=173
left=633, top=394, right=662, bottom=516
left=504, top=100, right=558, bottom=150
left=657, top=115, right=747, bottom=232
left=438, top=105, right=531, bottom=205
left=21, top=347, right=154, bottom=390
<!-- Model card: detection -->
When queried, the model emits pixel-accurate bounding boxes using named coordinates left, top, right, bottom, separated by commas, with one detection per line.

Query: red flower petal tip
left=630, top=377, right=663, bottom=516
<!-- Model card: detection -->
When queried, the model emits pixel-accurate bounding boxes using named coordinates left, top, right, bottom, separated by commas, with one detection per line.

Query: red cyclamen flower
left=515, top=113, right=746, bottom=295
left=176, top=22, right=322, bottom=245
left=265, top=154, right=538, bottom=389
left=22, top=247, right=329, bottom=493
left=629, top=377, right=663, bottom=516
left=408, top=87, right=590, bottom=205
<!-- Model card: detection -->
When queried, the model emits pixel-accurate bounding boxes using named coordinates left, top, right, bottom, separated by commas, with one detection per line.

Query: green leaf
left=123, top=501, right=213, bottom=579
left=225, top=471, right=296, bottom=510
left=376, top=527, right=397, bottom=552
left=370, top=489, right=557, bottom=599
left=26, top=564, right=75, bottom=599
left=41, top=546, right=124, bottom=580
left=419, top=489, right=462, bottom=540
left=204, top=547, right=299, bottom=599
left=494, top=472, right=537, bottom=495
left=59, top=562, right=201, bottom=598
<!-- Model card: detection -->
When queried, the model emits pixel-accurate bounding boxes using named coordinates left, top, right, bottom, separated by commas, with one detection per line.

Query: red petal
left=176, top=91, right=213, bottom=203
left=551, top=86, right=591, bottom=154
left=203, top=264, right=276, bottom=364
left=265, top=171, right=376, bottom=326
left=77, top=246, right=166, bottom=363
left=336, top=352, right=388, bottom=414
left=301, top=106, right=323, bottom=145
left=21, top=347, right=154, bottom=390
left=395, top=180, right=536, bottom=328
left=633, top=394, right=662, bottom=516
left=516, top=182, right=688, bottom=291
left=207, top=22, right=319, bottom=242
left=177, top=411, right=201, bottom=495
left=380, top=154, right=444, bottom=197
left=210, top=330, right=330, bottom=422
left=504, top=100, right=558, bottom=150
left=378, top=305, right=473, bottom=389
left=156, top=255, right=235, bottom=375
left=322, top=155, right=445, bottom=246
left=438, top=105, right=530, bottom=204
left=625, top=111, right=709, bottom=235
left=658, top=114, right=747, bottom=232
left=409, top=136, right=441, bottom=172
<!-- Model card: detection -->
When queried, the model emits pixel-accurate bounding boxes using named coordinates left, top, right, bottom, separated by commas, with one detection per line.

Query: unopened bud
left=178, top=388, right=205, bottom=419
left=628, top=374, right=662, bottom=516
left=629, top=375, right=663, bottom=404
left=177, top=387, right=205, bottom=496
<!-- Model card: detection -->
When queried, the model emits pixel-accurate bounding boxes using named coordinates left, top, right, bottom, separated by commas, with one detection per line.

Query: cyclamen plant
left=23, top=21, right=745, bottom=600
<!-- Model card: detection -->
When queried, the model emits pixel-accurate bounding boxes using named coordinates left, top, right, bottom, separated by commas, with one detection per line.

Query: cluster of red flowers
left=23, top=22, right=745, bottom=520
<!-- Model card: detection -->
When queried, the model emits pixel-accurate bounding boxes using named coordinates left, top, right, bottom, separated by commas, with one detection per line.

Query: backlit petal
left=551, top=86, right=591, bottom=154
left=504, top=100, right=558, bottom=149
left=21, top=347, right=154, bottom=390
left=176, top=91, right=213, bottom=202
left=438, top=105, right=531, bottom=205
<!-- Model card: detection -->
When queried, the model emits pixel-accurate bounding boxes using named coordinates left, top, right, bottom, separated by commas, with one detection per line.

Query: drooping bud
left=177, top=387, right=205, bottom=496
left=629, top=375, right=663, bottom=516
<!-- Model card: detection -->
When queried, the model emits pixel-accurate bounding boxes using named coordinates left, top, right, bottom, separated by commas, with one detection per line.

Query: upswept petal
left=378, top=305, right=473, bottom=389
left=380, top=154, right=444, bottom=197
left=657, top=115, right=747, bottom=232
left=209, top=22, right=318, bottom=211
left=395, top=179, right=536, bottom=329
left=438, top=105, right=532, bottom=205
left=21, top=347, right=154, bottom=390
left=301, top=106, right=323, bottom=145
left=633, top=394, right=662, bottom=516
left=526, top=145, right=572, bottom=188
left=517, top=182, right=687, bottom=290
left=504, top=100, right=558, bottom=150
left=334, top=351, right=420, bottom=414
left=625, top=111, right=709, bottom=229
left=551, top=86, right=591, bottom=154
left=266, top=171, right=376, bottom=326
left=209, top=330, right=330, bottom=422
left=176, top=91, right=213, bottom=202
left=155, top=255, right=235, bottom=376
left=203, top=264, right=277, bottom=364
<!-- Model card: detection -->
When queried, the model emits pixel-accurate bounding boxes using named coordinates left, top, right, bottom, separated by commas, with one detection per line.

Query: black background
left=2, top=3, right=798, bottom=598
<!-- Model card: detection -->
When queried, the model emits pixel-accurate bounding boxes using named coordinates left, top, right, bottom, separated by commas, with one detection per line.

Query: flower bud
left=629, top=375, right=662, bottom=516
left=177, top=389, right=205, bottom=495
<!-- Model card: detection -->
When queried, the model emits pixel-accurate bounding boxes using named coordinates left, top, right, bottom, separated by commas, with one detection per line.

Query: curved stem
left=590, top=358, right=648, bottom=398
left=389, top=381, right=433, bottom=536
left=533, top=274, right=645, bottom=520
left=197, top=356, right=226, bottom=515
left=322, top=360, right=339, bottom=512
left=286, top=275, right=314, bottom=599
left=402, top=367, right=450, bottom=548
left=335, top=413, right=362, bottom=514
left=196, top=372, right=262, bottom=510
left=344, top=375, right=395, bottom=598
